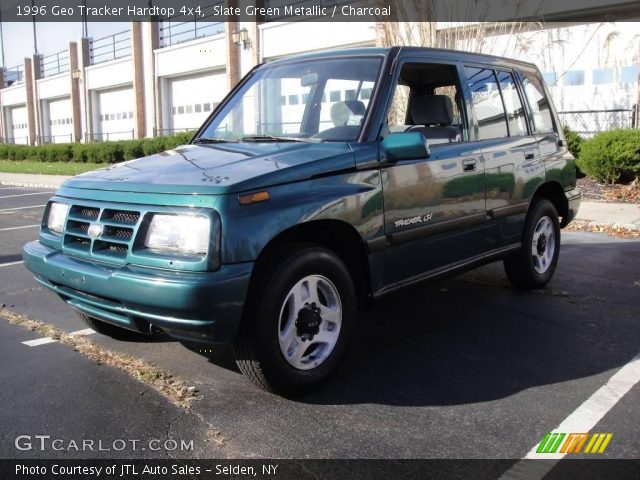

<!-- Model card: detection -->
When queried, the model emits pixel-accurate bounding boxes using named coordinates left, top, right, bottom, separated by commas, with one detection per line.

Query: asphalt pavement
left=1, top=186, right=639, bottom=462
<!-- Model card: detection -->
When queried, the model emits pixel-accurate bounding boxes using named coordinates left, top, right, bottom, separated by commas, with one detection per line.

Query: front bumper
left=563, top=187, right=581, bottom=227
left=23, top=241, right=253, bottom=344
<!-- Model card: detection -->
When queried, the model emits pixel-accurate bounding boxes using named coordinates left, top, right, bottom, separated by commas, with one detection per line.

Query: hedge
left=576, top=129, right=640, bottom=184
left=0, top=131, right=195, bottom=164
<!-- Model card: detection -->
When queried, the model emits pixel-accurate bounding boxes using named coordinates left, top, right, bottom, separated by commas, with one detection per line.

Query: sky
left=1, top=22, right=128, bottom=68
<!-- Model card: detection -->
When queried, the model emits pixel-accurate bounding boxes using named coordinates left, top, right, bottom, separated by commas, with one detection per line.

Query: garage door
left=96, top=87, right=134, bottom=141
left=168, top=71, right=226, bottom=131
left=48, top=97, right=73, bottom=143
left=9, top=105, right=29, bottom=144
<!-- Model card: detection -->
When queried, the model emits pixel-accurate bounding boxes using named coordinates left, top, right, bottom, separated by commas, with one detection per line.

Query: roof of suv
left=268, top=46, right=539, bottom=71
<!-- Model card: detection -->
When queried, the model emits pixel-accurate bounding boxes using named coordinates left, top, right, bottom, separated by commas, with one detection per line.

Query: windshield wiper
left=193, top=137, right=235, bottom=144
left=240, top=135, right=317, bottom=143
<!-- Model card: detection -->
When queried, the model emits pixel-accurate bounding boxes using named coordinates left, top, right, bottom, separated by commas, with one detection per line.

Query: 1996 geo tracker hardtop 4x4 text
left=23, top=47, right=581, bottom=395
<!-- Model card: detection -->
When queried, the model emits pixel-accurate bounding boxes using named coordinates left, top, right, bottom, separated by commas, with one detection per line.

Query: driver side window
left=386, top=62, right=467, bottom=144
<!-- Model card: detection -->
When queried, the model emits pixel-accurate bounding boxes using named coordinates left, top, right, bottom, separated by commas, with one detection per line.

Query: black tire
left=76, top=312, right=141, bottom=339
left=504, top=198, right=561, bottom=290
left=234, top=243, right=356, bottom=396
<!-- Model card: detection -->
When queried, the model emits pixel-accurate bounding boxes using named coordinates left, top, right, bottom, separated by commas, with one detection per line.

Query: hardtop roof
left=268, top=46, right=539, bottom=72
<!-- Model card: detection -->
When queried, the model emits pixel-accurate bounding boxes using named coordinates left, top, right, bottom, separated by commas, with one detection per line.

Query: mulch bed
left=577, top=177, right=640, bottom=203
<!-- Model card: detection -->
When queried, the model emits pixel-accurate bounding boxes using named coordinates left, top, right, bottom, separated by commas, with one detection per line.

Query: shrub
left=576, top=129, right=640, bottom=184
left=562, top=125, right=583, bottom=160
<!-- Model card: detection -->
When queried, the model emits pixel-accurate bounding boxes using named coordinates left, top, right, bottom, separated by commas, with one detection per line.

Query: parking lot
left=1, top=185, right=639, bottom=461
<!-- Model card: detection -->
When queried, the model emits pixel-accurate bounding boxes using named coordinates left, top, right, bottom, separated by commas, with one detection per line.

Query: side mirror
left=381, top=132, right=430, bottom=163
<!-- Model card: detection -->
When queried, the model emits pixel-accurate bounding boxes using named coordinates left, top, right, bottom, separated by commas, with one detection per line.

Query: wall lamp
left=231, top=28, right=251, bottom=50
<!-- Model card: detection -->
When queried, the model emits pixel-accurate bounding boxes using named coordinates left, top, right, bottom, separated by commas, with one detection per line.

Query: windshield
left=196, top=56, right=383, bottom=143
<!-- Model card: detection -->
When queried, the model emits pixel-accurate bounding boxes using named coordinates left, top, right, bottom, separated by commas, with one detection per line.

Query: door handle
left=525, top=152, right=535, bottom=160
left=462, top=159, right=477, bottom=172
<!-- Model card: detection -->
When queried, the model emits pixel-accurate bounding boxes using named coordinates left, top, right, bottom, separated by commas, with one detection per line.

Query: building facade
left=0, top=20, right=638, bottom=145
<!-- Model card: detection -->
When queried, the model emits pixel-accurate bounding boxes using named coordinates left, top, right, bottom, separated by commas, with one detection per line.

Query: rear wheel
left=234, top=243, right=356, bottom=396
left=76, top=312, right=142, bottom=339
left=504, top=199, right=560, bottom=290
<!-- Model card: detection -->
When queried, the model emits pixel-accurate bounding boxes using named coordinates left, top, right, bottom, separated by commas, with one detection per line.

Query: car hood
left=62, top=142, right=356, bottom=195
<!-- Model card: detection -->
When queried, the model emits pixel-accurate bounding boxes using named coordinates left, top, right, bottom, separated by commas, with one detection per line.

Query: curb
left=0, top=181, right=62, bottom=189
left=571, top=219, right=640, bottom=231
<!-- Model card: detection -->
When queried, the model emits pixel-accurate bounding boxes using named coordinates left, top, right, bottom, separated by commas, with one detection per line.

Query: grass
left=0, top=160, right=108, bottom=176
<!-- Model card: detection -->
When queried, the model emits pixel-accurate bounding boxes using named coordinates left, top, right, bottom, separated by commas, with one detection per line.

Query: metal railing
left=0, top=136, right=30, bottom=145
left=85, top=130, right=135, bottom=142
left=159, top=2, right=224, bottom=47
left=153, top=127, right=198, bottom=137
left=557, top=106, right=638, bottom=137
left=90, top=30, right=132, bottom=65
left=42, top=50, right=70, bottom=77
left=4, top=65, right=25, bottom=86
left=38, top=134, right=74, bottom=144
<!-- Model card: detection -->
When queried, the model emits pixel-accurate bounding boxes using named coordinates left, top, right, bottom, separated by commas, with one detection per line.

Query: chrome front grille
left=63, top=204, right=142, bottom=263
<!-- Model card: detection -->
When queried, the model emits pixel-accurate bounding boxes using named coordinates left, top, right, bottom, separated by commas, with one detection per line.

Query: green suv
left=23, top=47, right=580, bottom=394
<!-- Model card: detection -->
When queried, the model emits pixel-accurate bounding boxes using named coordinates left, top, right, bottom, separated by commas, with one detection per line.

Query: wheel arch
left=247, top=220, right=373, bottom=312
left=529, top=181, right=569, bottom=227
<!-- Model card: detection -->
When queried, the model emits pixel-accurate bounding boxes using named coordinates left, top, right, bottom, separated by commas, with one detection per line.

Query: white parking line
left=69, top=328, right=96, bottom=337
left=0, top=204, right=46, bottom=213
left=0, top=261, right=24, bottom=268
left=500, top=351, right=640, bottom=479
left=22, top=337, right=56, bottom=347
left=0, top=191, right=54, bottom=199
left=0, top=224, right=40, bottom=232
left=20, top=328, right=94, bottom=348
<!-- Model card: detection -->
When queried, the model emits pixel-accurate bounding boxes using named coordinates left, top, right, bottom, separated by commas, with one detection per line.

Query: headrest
left=410, top=95, right=454, bottom=126
left=330, top=100, right=366, bottom=127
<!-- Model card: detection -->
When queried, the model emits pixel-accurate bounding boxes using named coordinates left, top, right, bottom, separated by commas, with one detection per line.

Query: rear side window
left=496, top=71, right=528, bottom=137
left=519, top=71, right=556, bottom=134
left=465, top=67, right=509, bottom=140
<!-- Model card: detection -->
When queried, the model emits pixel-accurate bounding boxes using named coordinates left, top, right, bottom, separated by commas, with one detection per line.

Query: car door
left=462, top=65, right=542, bottom=250
left=381, top=59, right=486, bottom=287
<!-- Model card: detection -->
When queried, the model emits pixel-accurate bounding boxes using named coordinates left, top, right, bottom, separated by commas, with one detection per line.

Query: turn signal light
left=238, top=191, right=270, bottom=205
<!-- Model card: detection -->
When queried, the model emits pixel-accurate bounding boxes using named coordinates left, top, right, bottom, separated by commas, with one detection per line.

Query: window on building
left=564, top=70, right=585, bottom=86
left=204, top=103, right=212, bottom=112
left=329, top=90, right=341, bottom=102
left=621, top=66, right=638, bottom=84
left=361, top=88, right=372, bottom=100
left=542, top=72, right=557, bottom=86
left=518, top=71, right=555, bottom=134
left=592, top=68, right=613, bottom=85
left=280, top=96, right=287, bottom=106
left=195, top=104, right=202, bottom=113
left=302, top=93, right=309, bottom=104
left=466, top=67, right=509, bottom=140
left=496, top=70, right=528, bottom=137
left=288, top=95, right=299, bottom=105
left=186, top=105, right=193, bottom=114
left=178, top=106, right=184, bottom=115
left=345, top=89, right=356, bottom=101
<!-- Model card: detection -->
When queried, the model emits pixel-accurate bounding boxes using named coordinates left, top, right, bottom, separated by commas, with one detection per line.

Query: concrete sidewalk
left=0, top=172, right=71, bottom=189
left=2, top=172, right=640, bottom=229
left=574, top=202, right=640, bottom=230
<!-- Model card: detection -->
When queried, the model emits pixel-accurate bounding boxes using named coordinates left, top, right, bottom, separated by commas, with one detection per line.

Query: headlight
left=144, top=214, right=211, bottom=255
left=46, top=202, right=70, bottom=234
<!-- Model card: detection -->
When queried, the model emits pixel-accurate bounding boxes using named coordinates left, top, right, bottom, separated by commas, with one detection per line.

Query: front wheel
left=504, top=199, right=560, bottom=290
left=234, top=244, right=356, bottom=396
